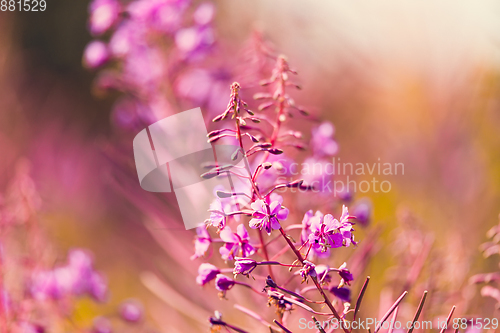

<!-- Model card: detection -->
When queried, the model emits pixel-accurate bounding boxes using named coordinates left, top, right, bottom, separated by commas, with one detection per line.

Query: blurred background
left=1, top=0, right=500, bottom=331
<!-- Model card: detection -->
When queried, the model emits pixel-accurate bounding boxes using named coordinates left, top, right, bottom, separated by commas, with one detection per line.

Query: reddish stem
left=278, top=227, right=349, bottom=333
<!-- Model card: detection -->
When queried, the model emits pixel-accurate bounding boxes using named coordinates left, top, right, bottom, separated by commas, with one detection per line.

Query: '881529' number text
left=1, top=0, right=46, bottom=11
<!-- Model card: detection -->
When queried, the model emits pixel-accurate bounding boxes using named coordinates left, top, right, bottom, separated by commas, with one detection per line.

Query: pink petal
left=277, top=207, right=289, bottom=220
left=269, top=193, right=283, bottom=205
left=242, top=243, right=255, bottom=257
left=251, top=200, right=266, bottom=214
left=236, top=224, right=249, bottom=240
left=339, top=205, right=349, bottom=223
left=323, top=214, right=340, bottom=232
left=269, top=201, right=281, bottom=216
left=328, top=233, right=343, bottom=248
left=219, top=226, right=237, bottom=243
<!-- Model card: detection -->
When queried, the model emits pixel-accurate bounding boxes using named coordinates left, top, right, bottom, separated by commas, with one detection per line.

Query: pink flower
left=119, top=299, right=144, bottom=322
left=88, top=0, right=121, bottom=36
left=301, top=210, right=327, bottom=258
left=311, top=122, right=338, bottom=157
left=83, top=41, right=110, bottom=69
left=92, top=317, right=112, bottom=333
left=175, top=68, right=231, bottom=114
left=206, top=198, right=227, bottom=231
left=219, top=224, right=255, bottom=261
left=196, top=263, right=220, bottom=286
left=127, top=0, right=189, bottom=33
left=30, top=249, right=108, bottom=302
left=233, top=258, right=257, bottom=277
left=308, top=206, right=355, bottom=254
left=249, top=199, right=289, bottom=235
left=191, top=225, right=212, bottom=260
left=109, top=21, right=144, bottom=57
left=215, top=275, right=235, bottom=292
left=330, top=286, right=351, bottom=303
left=175, top=25, right=215, bottom=61
left=193, top=2, right=215, bottom=25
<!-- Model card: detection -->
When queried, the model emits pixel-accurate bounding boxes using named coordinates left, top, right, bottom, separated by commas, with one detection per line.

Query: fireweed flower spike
left=249, top=199, right=288, bottom=235
left=219, top=224, right=255, bottom=261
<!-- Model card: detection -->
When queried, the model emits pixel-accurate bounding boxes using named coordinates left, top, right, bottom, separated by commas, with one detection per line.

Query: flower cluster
left=0, top=160, right=148, bottom=332
left=191, top=51, right=365, bottom=331
left=84, top=0, right=221, bottom=129
left=30, top=249, right=107, bottom=302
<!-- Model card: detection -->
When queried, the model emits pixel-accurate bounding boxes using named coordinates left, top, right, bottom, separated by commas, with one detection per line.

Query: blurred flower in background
left=0, top=0, right=500, bottom=331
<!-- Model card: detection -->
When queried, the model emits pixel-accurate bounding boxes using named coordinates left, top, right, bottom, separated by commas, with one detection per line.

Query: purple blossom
left=249, top=199, right=288, bottom=235
left=311, top=122, right=338, bottom=157
left=330, top=286, right=351, bottom=303
left=352, top=198, right=372, bottom=227
left=122, top=46, right=167, bottom=95
left=119, top=299, right=144, bottom=322
left=31, top=268, right=71, bottom=300
left=175, top=25, right=214, bottom=61
left=193, top=2, right=215, bottom=26
left=336, top=185, right=353, bottom=202
left=206, top=198, right=227, bottom=231
left=219, top=224, right=255, bottom=261
left=215, top=274, right=235, bottom=292
left=175, top=68, right=232, bottom=115
left=299, top=260, right=316, bottom=282
left=83, top=41, right=110, bottom=69
left=337, top=262, right=354, bottom=286
left=300, top=157, right=332, bottom=193
left=255, top=155, right=295, bottom=190
left=127, top=0, right=189, bottom=33
left=108, top=21, right=144, bottom=58
left=301, top=210, right=323, bottom=244
left=30, top=249, right=107, bottom=302
left=315, top=265, right=332, bottom=284
left=307, top=205, right=355, bottom=254
left=191, top=224, right=212, bottom=260
left=14, top=322, right=44, bottom=333
left=196, top=263, right=220, bottom=286
left=233, top=258, right=257, bottom=277
left=308, top=214, right=343, bottom=253
left=88, top=0, right=121, bottom=36
left=92, top=316, right=112, bottom=333
left=88, top=271, right=108, bottom=302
